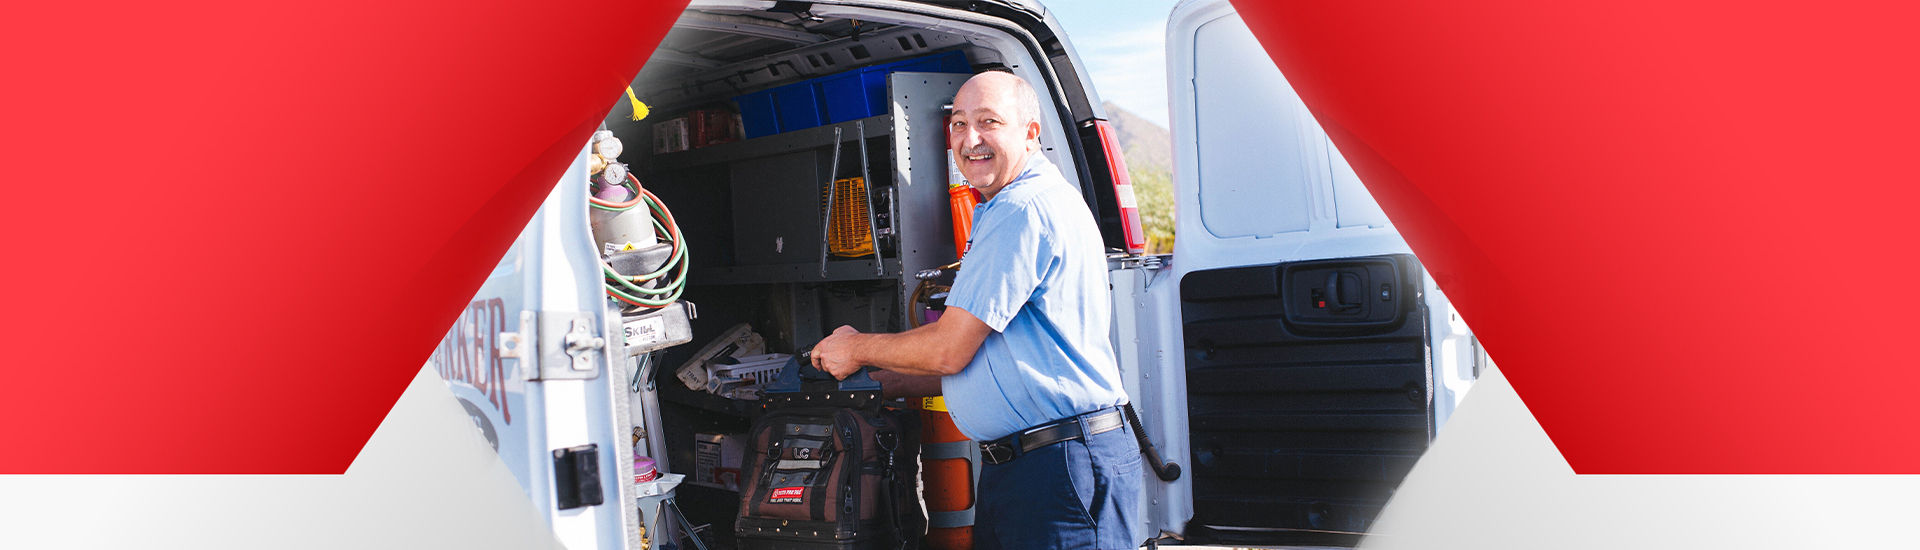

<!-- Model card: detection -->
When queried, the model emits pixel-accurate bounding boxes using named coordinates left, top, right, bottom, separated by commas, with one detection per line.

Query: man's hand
left=803, top=309, right=991, bottom=379
left=811, top=325, right=864, bottom=380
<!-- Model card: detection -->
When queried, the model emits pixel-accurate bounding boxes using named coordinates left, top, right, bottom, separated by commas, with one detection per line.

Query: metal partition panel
left=888, top=72, right=968, bottom=323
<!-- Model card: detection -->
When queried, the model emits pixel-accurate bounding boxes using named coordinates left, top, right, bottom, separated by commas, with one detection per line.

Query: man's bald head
left=958, top=71, right=1042, bottom=130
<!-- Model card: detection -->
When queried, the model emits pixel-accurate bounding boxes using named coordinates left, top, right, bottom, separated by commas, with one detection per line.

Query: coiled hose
left=597, top=174, right=688, bottom=308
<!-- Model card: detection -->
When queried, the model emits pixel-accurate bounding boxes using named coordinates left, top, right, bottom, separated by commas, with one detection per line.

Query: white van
left=426, top=0, right=1483, bottom=547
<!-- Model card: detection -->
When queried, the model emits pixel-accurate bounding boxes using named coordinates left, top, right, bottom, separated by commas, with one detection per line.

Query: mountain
left=1102, top=102, right=1172, bottom=171
left=1101, top=102, right=1175, bottom=253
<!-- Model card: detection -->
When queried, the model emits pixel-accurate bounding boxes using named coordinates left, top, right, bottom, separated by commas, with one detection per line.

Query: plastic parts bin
left=736, top=89, right=780, bottom=139
left=822, top=50, right=970, bottom=124
left=736, top=50, right=972, bottom=137
left=772, top=81, right=826, bottom=134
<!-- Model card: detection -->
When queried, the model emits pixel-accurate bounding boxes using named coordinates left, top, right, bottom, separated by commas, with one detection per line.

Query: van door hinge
left=1115, top=254, right=1166, bottom=271
left=500, top=310, right=536, bottom=379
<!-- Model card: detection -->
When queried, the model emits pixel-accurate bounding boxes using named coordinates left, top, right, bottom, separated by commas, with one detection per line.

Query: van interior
left=584, top=3, right=1460, bottom=549
left=598, top=5, right=1096, bottom=546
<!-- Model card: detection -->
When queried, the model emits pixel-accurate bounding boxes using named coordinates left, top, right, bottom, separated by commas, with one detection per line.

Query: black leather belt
left=979, top=407, right=1124, bottom=465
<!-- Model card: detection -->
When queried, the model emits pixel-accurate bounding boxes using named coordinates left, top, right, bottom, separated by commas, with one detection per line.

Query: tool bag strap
left=746, top=430, right=783, bottom=518
left=876, top=423, right=903, bottom=550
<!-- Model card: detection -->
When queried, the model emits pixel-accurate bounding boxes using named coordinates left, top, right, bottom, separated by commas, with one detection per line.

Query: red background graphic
left=2, top=0, right=1915, bottom=474
left=0, top=0, right=685, bottom=473
left=1234, top=1, right=1920, bottom=473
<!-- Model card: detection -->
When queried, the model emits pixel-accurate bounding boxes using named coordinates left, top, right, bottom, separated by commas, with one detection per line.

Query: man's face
left=949, top=74, right=1040, bottom=197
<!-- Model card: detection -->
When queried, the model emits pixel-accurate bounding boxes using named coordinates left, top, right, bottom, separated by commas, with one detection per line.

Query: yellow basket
left=822, top=177, right=875, bottom=258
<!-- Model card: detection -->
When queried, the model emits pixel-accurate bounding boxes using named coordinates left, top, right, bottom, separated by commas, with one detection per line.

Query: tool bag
left=735, top=401, right=924, bottom=550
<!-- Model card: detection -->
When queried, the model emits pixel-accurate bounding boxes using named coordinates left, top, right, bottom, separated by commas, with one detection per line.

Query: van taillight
left=1093, top=120, right=1147, bottom=254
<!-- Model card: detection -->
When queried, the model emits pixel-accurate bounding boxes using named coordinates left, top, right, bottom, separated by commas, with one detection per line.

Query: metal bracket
left=528, top=311, right=605, bottom=380
left=501, top=310, right=537, bottom=380
left=1116, top=254, right=1166, bottom=271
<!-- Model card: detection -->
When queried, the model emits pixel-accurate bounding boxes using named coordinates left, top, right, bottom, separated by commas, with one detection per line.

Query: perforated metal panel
left=888, top=72, right=970, bottom=321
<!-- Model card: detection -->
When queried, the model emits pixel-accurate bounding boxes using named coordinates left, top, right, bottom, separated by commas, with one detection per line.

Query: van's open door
left=425, top=147, right=642, bottom=550
left=1112, top=0, right=1481, bottom=546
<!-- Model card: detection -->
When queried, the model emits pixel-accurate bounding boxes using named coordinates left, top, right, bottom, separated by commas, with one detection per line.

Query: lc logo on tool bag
left=769, top=487, right=805, bottom=504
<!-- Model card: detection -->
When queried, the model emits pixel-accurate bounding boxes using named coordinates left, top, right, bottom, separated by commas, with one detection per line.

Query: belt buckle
left=980, top=441, right=1016, bottom=465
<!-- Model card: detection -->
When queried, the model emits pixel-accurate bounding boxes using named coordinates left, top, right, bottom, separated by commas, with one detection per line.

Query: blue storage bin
left=821, top=50, right=971, bottom=124
left=820, top=68, right=891, bottom=124
left=736, top=51, right=972, bottom=137
left=735, top=89, right=780, bottom=139
left=773, top=81, right=826, bottom=134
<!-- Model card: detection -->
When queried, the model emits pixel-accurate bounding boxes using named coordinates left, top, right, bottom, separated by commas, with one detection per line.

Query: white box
left=652, top=116, right=689, bottom=154
left=691, top=432, right=744, bottom=491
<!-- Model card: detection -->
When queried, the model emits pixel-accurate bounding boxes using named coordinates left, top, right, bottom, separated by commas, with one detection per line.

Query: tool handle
left=1123, top=403, right=1182, bottom=482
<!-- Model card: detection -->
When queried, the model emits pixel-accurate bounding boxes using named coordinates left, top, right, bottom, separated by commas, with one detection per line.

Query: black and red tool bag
left=735, top=396, right=924, bottom=550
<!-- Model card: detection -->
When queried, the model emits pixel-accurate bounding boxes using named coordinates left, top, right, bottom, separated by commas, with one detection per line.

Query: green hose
left=602, top=189, right=688, bottom=307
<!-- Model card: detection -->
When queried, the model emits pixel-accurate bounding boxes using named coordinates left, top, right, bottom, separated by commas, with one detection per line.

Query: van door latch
left=563, top=317, right=607, bottom=371
left=529, top=311, right=605, bottom=380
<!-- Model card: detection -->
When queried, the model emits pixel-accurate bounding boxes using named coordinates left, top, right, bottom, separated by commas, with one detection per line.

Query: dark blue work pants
left=974, top=414, right=1145, bottom=549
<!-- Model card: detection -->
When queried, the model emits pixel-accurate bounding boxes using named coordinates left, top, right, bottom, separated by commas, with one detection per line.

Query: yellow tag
left=627, top=87, right=649, bottom=122
left=921, top=396, right=947, bottom=412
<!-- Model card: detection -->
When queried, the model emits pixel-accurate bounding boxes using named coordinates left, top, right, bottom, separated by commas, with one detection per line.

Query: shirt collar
left=984, top=150, right=1050, bottom=203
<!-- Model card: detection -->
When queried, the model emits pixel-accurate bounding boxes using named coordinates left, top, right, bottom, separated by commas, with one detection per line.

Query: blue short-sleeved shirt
left=942, top=152, right=1126, bottom=442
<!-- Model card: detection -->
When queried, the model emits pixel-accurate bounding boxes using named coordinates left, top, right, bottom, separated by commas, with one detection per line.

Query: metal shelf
left=690, top=257, right=900, bottom=285
left=650, top=114, right=893, bottom=171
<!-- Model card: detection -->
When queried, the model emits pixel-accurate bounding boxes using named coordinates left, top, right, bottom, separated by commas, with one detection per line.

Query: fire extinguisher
left=947, top=167, right=979, bottom=260
left=919, top=396, right=977, bottom=550
left=944, top=108, right=981, bottom=261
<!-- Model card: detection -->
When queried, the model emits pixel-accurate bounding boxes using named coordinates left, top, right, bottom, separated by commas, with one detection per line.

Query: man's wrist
left=847, top=331, right=881, bottom=368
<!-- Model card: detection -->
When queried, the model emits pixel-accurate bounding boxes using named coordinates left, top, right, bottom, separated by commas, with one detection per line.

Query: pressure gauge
left=603, top=161, right=629, bottom=186
left=591, top=130, right=623, bottom=160
left=596, top=137, right=624, bottom=160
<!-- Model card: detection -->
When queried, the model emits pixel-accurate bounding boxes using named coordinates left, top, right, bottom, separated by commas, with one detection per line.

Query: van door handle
left=1326, top=272, right=1363, bottom=313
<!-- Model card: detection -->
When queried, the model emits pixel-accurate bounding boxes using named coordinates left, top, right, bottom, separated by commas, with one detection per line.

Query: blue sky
left=1043, top=0, right=1185, bottom=128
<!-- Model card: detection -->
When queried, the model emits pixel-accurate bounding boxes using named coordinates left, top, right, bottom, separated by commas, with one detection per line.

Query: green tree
left=1130, top=165, right=1175, bottom=254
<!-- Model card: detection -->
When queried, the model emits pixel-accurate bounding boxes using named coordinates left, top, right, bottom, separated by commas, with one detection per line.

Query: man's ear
left=1025, top=118, right=1041, bottom=142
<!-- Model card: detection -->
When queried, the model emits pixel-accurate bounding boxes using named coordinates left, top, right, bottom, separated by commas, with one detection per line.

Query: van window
left=1192, top=14, right=1315, bottom=238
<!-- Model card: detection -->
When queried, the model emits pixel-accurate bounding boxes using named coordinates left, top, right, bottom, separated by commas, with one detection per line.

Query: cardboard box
left=689, top=108, right=741, bottom=149
left=652, top=116, right=689, bottom=154
left=692, top=432, right=744, bottom=491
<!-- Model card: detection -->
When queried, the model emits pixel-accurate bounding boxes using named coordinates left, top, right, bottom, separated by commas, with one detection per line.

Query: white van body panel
left=428, top=148, right=642, bottom=550
left=1121, top=0, right=1479, bottom=542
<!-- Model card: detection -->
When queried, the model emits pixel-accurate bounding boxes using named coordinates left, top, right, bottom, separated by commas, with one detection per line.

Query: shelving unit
left=692, top=258, right=900, bottom=286
left=650, top=114, right=893, bottom=172
left=634, top=73, right=966, bottom=350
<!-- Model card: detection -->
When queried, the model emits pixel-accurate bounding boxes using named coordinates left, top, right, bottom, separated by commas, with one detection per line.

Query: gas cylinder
left=919, top=396, right=977, bottom=550
left=589, top=171, right=657, bottom=254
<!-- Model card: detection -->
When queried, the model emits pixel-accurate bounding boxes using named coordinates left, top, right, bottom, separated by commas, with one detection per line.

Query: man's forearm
left=813, top=306, right=990, bottom=380
left=846, top=324, right=970, bottom=377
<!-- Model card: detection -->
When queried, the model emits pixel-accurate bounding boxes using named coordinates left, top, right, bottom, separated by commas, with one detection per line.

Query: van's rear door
left=425, top=146, right=640, bottom=550
left=1117, top=0, right=1481, bottom=546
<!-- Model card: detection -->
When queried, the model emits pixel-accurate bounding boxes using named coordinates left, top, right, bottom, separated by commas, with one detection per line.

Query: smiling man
left=811, top=70, right=1142, bottom=549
